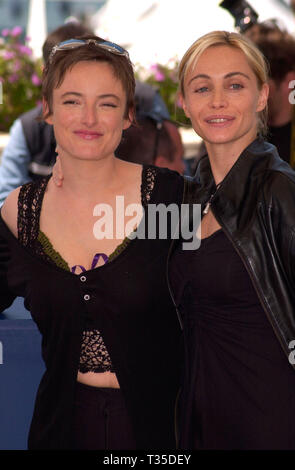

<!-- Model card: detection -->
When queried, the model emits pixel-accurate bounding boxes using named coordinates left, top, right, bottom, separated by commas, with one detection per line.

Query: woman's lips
left=74, top=130, right=103, bottom=140
left=205, top=115, right=235, bottom=127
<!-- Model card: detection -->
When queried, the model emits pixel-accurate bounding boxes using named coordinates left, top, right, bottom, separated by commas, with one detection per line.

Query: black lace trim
left=79, top=329, right=115, bottom=373
left=18, top=176, right=54, bottom=265
left=18, top=177, right=49, bottom=248
left=141, top=165, right=156, bottom=206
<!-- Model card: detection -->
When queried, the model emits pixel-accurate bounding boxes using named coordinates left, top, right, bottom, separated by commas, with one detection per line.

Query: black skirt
left=72, top=382, right=136, bottom=450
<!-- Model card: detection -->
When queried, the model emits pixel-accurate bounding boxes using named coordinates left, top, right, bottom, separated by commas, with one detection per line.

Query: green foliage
left=135, top=60, right=191, bottom=126
left=0, top=27, right=191, bottom=133
left=0, top=26, right=42, bottom=132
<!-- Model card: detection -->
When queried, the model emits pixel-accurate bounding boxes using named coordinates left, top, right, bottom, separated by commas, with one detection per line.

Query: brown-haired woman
left=0, top=36, right=184, bottom=450
left=169, top=30, right=295, bottom=449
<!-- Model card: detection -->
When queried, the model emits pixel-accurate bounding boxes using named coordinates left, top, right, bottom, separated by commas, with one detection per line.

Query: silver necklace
left=202, top=182, right=222, bottom=215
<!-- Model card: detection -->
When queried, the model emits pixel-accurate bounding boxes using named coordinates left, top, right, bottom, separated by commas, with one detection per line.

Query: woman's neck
left=205, top=135, right=257, bottom=185
left=207, top=145, right=238, bottom=185
left=53, top=154, right=122, bottom=203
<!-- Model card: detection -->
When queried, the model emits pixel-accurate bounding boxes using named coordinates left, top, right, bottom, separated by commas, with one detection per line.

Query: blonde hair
left=178, top=30, right=269, bottom=135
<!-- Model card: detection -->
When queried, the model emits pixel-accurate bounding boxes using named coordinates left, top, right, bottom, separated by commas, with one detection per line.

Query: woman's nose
left=81, top=104, right=97, bottom=126
left=210, top=88, right=227, bottom=108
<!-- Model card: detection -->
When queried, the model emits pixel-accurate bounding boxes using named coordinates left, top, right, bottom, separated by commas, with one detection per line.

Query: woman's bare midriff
left=77, top=371, right=120, bottom=389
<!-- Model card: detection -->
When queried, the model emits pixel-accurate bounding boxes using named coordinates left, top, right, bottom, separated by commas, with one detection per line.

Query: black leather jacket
left=168, top=137, right=295, bottom=368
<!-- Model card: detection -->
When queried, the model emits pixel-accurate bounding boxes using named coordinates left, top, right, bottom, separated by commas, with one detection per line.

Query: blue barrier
left=0, top=298, right=45, bottom=450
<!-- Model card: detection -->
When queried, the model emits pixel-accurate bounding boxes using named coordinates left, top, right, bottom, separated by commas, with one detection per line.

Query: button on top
left=80, top=275, right=87, bottom=282
left=84, top=294, right=90, bottom=301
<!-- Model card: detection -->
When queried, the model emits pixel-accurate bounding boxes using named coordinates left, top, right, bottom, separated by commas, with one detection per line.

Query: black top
left=170, top=229, right=295, bottom=449
left=0, top=165, right=184, bottom=450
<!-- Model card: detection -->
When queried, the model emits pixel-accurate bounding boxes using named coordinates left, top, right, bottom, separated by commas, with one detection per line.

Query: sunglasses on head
left=48, top=38, right=129, bottom=64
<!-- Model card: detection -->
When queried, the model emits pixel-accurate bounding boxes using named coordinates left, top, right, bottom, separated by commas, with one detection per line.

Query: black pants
left=72, top=382, right=136, bottom=450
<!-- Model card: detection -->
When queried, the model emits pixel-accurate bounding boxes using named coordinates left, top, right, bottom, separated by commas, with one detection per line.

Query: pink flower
left=3, top=51, right=15, bottom=60
left=1, top=28, right=10, bottom=37
left=154, top=70, right=165, bottom=82
left=169, top=70, right=178, bottom=83
left=8, top=73, right=19, bottom=83
left=17, top=44, right=32, bottom=56
left=13, top=60, right=21, bottom=72
left=11, top=26, right=22, bottom=37
left=31, top=73, right=41, bottom=86
left=150, top=64, right=165, bottom=82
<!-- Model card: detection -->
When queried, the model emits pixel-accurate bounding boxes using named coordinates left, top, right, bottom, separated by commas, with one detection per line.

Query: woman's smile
left=204, top=114, right=235, bottom=127
left=74, top=129, right=104, bottom=140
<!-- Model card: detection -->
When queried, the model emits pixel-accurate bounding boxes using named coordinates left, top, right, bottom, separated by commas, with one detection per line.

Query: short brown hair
left=42, top=22, right=94, bottom=63
left=42, top=35, right=135, bottom=122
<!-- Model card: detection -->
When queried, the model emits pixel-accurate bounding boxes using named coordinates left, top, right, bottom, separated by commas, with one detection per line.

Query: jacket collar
left=196, top=137, right=281, bottom=188
left=193, top=136, right=290, bottom=230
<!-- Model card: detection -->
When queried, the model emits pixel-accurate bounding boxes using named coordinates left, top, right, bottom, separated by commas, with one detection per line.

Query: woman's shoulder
left=145, top=164, right=184, bottom=189
left=1, top=177, right=49, bottom=239
left=148, top=164, right=184, bottom=180
left=260, top=163, right=295, bottom=212
left=1, top=186, right=21, bottom=237
left=262, top=161, right=295, bottom=189
left=144, top=164, right=185, bottom=205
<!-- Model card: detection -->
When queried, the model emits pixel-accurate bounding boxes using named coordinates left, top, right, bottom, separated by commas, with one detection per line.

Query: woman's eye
left=195, top=86, right=208, bottom=93
left=230, top=83, right=243, bottom=90
left=101, top=103, right=117, bottom=108
left=63, top=100, right=79, bottom=105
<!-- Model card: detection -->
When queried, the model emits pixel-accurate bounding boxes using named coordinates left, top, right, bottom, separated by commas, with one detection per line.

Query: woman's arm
left=0, top=188, right=21, bottom=312
left=0, top=234, right=16, bottom=312
left=265, top=171, right=295, bottom=288
left=1, top=187, right=20, bottom=238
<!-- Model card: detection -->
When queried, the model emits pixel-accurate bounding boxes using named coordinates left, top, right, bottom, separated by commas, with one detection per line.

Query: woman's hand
left=52, top=146, right=64, bottom=187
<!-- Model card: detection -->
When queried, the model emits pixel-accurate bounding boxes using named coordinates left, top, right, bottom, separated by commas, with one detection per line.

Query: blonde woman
left=169, top=31, right=295, bottom=449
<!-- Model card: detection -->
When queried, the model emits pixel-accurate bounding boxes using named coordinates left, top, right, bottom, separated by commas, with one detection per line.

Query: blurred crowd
left=1, top=9, right=295, bottom=203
